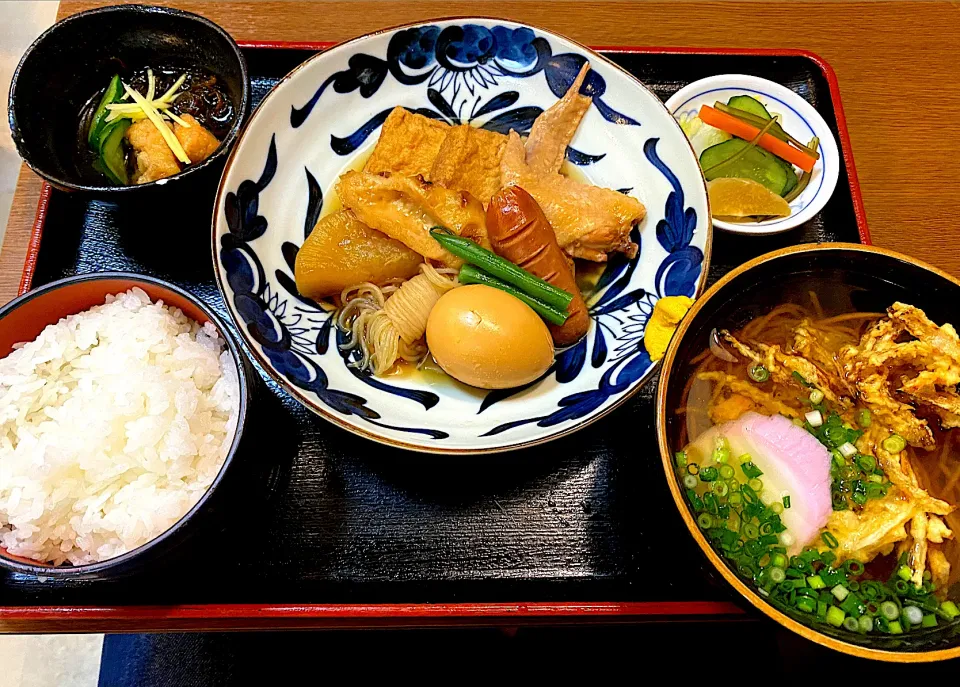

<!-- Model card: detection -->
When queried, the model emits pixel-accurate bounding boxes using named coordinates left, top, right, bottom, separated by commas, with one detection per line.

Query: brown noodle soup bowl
left=657, top=242, right=960, bottom=661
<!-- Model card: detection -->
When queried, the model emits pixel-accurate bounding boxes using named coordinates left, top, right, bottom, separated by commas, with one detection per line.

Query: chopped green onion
left=859, top=615, right=874, bottom=633
left=887, top=620, right=903, bottom=635
left=792, top=371, right=812, bottom=387
left=458, top=265, right=569, bottom=325
left=838, top=442, right=858, bottom=459
left=699, top=466, right=719, bottom=482
left=894, top=579, right=909, bottom=595
left=808, top=575, right=826, bottom=590
left=857, top=409, right=872, bottom=428
left=821, top=531, right=839, bottom=549
left=902, top=606, right=923, bottom=626
left=825, top=606, right=845, bottom=627
left=748, top=364, right=769, bottom=383
left=742, top=523, right=759, bottom=539
left=922, top=614, right=938, bottom=629
left=882, top=434, right=907, bottom=454
left=728, top=492, right=743, bottom=506
left=840, top=595, right=866, bottom=617
left=897, top=565, right=912, bottom=582
left=718, top=464, right=735, bottom=480
left=940, top=601, right=960, bottom=620
left=737, top=453, right=753, bottom=465
left=771, top=553, right=787, bottom=569
left=844, top=560, right=864, bottom=576
left=809, top=389, right=825, bottom=404
left=796, top=597, right=816, bottom=613
left=856, top=455, right=877, bottom=472
left=880, top=601, right=900, bottom=621
left=748, top=478, right=763, bottom=493
left=674, top=451, right=687, bottom=467
left=711, top=480, right=729, bottom=497
left=770, top=502, right=784, bottom=515
left=782, top=495, right=791, bottom=509
left=697, top=513, right=714, bottom=529
left=682, top=474, right=698, bottom=490
left=831, top=585, right=849, bottom=602
left=741, top=461, right=763, bottom=479
left=432, top=229, right=573, bottom=310
left=842, top=616, right=860, bottom=632
left=805, top=410, right=823, bottom=427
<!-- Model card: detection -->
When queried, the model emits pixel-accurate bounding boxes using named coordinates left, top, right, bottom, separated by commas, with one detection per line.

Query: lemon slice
left=708, top=177, right=791, bottom=220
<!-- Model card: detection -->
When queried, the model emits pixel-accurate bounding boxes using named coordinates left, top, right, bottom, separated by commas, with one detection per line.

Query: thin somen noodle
left=337, top=263, right=458, bottom=375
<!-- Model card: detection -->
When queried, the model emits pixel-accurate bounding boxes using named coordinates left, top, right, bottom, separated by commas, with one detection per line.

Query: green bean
left=458, top=265, right=569, bottom=326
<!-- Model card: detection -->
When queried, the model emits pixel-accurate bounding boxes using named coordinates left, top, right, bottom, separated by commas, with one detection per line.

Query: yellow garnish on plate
left=644, top=295, right=694, bottom=362
left=708, top=177, right=791, bottom=220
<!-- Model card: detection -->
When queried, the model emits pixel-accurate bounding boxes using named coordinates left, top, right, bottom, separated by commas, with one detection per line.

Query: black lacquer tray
left=0, top=44, right=868, bottom=631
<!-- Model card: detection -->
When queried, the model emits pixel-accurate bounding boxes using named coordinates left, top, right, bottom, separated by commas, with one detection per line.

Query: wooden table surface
left=4, top=0, right=958, bottom=304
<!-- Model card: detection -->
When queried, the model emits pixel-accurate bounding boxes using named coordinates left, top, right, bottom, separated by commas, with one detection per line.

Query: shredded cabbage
left=677, top=111, right=732, bottom=155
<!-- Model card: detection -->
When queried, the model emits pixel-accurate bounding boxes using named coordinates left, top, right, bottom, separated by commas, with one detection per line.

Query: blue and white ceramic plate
left=665, top=74, right=839, bottom=236
left=213, top=19, right=711, bottom=453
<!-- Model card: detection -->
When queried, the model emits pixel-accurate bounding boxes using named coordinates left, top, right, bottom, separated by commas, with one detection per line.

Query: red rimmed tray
left=2, top=42, right=866, bottom=632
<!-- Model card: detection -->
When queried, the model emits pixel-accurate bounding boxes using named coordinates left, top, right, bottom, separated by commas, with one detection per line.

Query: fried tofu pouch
left=173, top=113, right=220, bottom=163
left=125, top=115, right=220, bottom=184
left=126, top=119, right=181, bottom=184
left=364, top=107, right=449, bottom=178
left=336, top=171, right=489, bottom=267
left=295, top=210, right=422, bottom=300
left=430, top=125, right=507, bottom=205
left=364, top=107, right=510, bottom=207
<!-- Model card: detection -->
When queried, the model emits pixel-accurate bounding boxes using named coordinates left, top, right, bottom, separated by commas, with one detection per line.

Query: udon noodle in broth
left=676, top=293, right=960, bottom=635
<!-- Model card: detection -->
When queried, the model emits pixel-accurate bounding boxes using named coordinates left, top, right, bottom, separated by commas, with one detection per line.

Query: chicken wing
left=523, top=63, right=591, bottom=176
left=336, top=171, right=488, bottom=267
left=501, top=131, right=644, bottom=261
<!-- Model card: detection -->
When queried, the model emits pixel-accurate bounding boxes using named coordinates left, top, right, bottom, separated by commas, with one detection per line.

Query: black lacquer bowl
left=657, top=242, right=960, bottom=661
left=0, top=273, right=254, bottom=579
left=8, top=4, right=249, bottom=194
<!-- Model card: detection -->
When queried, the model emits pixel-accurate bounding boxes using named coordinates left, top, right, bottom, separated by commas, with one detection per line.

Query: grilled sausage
left=486, top=186, right=589, bottom=346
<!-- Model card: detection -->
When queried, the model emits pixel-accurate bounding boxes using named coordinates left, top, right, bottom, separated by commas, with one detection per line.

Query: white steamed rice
left=0, top=287, right=240, bottom=565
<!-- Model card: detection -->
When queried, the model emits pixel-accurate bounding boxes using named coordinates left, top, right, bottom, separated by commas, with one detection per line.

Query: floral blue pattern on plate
left=213, top=19, right=711, bottom=453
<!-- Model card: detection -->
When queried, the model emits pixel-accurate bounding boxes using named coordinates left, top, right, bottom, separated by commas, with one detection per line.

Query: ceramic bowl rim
left=211, top=15, right=713, bottom=455
left=7, top=3, right=250, bottom=194
left=0, top=272, right=251, bottom=577
left=664, top=73, right=840, bottom=236
left=656, top=241, right=960, bottom=662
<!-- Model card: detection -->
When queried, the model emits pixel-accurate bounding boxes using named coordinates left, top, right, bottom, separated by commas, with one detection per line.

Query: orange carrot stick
left=698, top=105, right=817, bottom=173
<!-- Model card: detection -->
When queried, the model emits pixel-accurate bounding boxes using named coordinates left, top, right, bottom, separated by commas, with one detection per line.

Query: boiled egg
left=426, top=285, right=554, bottom=389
